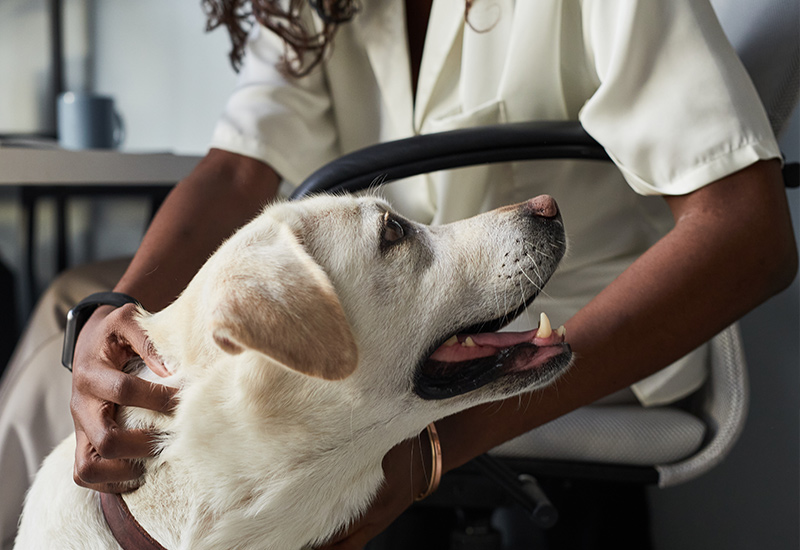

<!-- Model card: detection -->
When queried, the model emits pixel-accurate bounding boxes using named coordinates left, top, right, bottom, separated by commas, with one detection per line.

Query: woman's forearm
left=113, top=149, right=280, bottom=311
left=437, top=159, right=797, bottom=473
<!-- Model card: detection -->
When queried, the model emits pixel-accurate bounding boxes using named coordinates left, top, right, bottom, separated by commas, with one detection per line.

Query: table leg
left=56, top=193, right=68, bottom=273
left=19, top=187, right=37, bottom=318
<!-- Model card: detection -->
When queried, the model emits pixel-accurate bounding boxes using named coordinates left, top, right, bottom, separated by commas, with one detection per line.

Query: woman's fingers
left=70, top=392, right=159, bottom=458
left=73, top=365, right=177, bottom=413
left=109, top=303, right=172, bottom=378
left=72, top=430, right=146, bottom=492
left=69, top=303, right=177, bottom=491
left=70, top=381, right=164, bottom=492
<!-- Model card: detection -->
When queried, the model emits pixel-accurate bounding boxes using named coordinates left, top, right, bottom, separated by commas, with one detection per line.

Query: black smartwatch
left=61, top=292, right=141, bottom=371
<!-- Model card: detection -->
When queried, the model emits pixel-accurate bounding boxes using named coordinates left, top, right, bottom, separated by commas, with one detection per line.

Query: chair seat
left=490, top=405, right=706, bottom=467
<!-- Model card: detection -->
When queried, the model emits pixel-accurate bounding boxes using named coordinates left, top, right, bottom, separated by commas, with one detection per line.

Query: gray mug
left=57, top=92, right=124, bottom=150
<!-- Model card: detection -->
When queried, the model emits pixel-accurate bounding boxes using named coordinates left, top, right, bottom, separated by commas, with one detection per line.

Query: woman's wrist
left=62, top=292, right=141, bottom=371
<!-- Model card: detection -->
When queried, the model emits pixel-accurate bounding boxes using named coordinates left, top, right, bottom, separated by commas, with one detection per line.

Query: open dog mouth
left=414, top=311, right=572, bottom=400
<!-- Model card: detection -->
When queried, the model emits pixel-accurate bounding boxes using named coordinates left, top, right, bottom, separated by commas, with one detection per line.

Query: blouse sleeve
left=209, top=22, right=340, bottom=188
left=578, top=0, right=781, bottom=196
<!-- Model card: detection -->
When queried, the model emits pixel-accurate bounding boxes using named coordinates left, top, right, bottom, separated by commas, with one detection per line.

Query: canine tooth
left=556, top=325, right=566, bottom=338
left=538, top=312, right=552, bottom=338
left=443, top=335, right=458, bottom=347
left=463, top=337, right=477, bottom=347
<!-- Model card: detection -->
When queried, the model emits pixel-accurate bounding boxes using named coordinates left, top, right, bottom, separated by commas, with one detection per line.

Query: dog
left=16, top=193, right=571, bottom=549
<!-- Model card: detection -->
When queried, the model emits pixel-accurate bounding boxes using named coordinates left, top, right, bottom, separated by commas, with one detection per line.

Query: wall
left=91, top=0, right=237, bottom=154
left=0, top=0, right=56, bottom=135
left=0, top=0, right=94, bottom=136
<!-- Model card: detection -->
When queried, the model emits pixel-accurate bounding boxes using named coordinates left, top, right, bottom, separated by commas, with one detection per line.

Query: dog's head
left=144, top=194, right=571, bottom=436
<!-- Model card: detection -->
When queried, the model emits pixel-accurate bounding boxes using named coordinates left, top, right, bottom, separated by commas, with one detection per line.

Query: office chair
left=289, top=121, right=764, bottom=543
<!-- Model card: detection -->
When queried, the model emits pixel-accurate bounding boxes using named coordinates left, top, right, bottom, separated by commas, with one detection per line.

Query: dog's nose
left=524, top=195, right=559, bottom=219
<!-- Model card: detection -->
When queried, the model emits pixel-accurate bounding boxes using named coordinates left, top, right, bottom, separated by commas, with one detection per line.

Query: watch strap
left=61, top=291, right=141, bottom=371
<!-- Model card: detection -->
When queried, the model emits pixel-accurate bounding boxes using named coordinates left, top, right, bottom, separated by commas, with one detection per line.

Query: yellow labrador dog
left=17, top=194, right=571, bottom=549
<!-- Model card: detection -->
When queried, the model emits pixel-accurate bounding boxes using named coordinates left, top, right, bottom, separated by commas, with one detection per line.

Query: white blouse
left=210, top=0, right=780, bottom=406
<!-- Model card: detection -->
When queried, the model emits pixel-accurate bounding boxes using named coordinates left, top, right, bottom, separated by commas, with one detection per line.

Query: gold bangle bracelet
left=415, top=422, right=442, bottom=501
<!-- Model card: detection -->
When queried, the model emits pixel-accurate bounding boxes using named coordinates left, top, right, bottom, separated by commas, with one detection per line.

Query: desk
left=0, top=148, right=201, bottom=314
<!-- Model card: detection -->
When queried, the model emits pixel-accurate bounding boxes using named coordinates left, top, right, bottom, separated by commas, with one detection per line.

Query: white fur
left=17, top=195, right=569, bottom=549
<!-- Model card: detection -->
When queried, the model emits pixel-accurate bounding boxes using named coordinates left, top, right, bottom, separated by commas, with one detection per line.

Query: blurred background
left=0, top=1, right=797, bottom=548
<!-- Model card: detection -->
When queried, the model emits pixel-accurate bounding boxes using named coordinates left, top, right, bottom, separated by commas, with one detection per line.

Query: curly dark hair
left=203, top=0, right=474, bottom=77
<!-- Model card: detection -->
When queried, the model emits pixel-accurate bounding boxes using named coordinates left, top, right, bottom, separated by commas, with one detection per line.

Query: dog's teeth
left=538, top=312, right=552, bottom=338
left=556, top=325, right=566, bottom=338
left=443, top=335, right=459, bottom=347
left=463, top=337, right=477, bottom=347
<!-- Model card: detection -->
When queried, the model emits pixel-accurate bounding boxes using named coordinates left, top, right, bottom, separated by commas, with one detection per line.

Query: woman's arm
left=116, top=148, right=281, bottom=311
left=70, top=148, right=280, bottom=492
left=437, top=159, right=796, bottom=467
left=321, top=159, right=798, bottom=548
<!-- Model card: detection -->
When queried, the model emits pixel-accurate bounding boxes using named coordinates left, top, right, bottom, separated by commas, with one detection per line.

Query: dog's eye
left=382, top=213, right=405, bottom=244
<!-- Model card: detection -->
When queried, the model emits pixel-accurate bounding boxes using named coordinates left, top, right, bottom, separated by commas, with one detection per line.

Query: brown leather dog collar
left=100, top=492, right=167, bottom=550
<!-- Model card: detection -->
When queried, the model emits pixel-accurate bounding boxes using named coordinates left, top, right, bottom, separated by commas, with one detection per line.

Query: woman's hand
left=317, top=437, right=428, bottom=549
left=70, top=303, right=177, bottom=493
left=68, top=150, right=279, bottom=494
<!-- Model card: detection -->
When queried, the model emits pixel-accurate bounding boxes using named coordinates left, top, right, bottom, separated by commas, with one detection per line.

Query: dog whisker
left=521, top=392, right=534, bottom=416
left=493, top=287, right=504, bottom=328
left=488, top=399, right=505, bottom=415
left=522, top=267, right=554, bottom=301
left=529, top=242, right=555, bottom=262
left=525, top=253, right=545, bottom=285
left=524, top=254, right=555, bottom=300
left=502, top=286, right=509, bottom=325
left=517, top=275, right=533, bottom=327
left=366, top=175, right=389, bottom=196
left=519, top=267, right=543, bottom=292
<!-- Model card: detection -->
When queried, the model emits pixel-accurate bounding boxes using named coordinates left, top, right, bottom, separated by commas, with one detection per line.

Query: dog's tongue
left=430, top=313, right=565, bottom=363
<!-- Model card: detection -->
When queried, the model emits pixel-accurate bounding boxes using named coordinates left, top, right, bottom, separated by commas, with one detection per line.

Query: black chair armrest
left=290, top=121, right=609, bottom=199
left=292, top=120, right=798, bottom=199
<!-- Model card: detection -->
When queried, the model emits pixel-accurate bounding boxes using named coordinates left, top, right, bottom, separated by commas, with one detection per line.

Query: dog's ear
left=209, top=223, right=358, bottom=381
